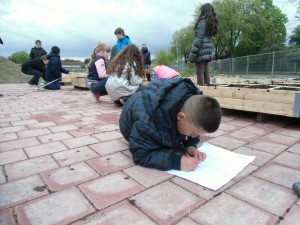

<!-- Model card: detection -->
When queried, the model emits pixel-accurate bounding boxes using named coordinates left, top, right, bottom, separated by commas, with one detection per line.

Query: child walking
left=105, top=44, right=144, bottom=105
left=189, top=3, right=218, bottom=85
left=87, top=43, right=111, bottom=102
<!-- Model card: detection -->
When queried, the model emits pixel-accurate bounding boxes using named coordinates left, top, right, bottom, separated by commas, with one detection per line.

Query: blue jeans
left=44, top=81, right=61, bottom=90
left=89, top=77, right=108, bottom=95
left=24, top=69, right=43, bottom=85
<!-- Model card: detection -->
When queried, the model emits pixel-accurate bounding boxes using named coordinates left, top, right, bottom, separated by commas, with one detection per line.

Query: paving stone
left=79, top=171, right=144, bottom=210
left=232, top=164, right=258, bottom=181
left=203, top=129, right=229, bottom=138
left=253, top=163, right=300, bottom=189
left=0, top=117, right=21, bottom=123
left=218, top=123, right=239, bottom=131
left=94, top=113, right=120, bottom=124
left=275, top=128, right=300, bottom=139
left=227, top=176, right=297, bottom=216
left=123, top=165, right=173, bottom=188
left=272, top=151, right=300, bottom=170
left=234, top=146, right=275, bottom=166
left=24, top=141, right=68, bottom=158
left=225, top=130, right=261, bottom=142
left=5, top=155, right=59, bottom=181
left=239, top=125, right=273, bottom=136
left=176, top=218, right=200, bottom=225
left=93, top=130, right=123, bottom=141
left=17, top=128, right=51, bottom=138
left=89, top=139, right=128, bottom=155
left=0, top=137, right=40, bottom=152
left=207, top=136, right=247, bottom=150
left=0, top=149, right=27, bottom=166
left=95, top=124, right=119, bottom=132
left=286, top=143, right=300, bottom=155
left=37, top=131, right=73, bottom=143
left=0, top=133, right=18, bottom=142
left=279, top=205, right=300, bottom=225
left=130, top=181, right=205, bottom=225
left=68, top=127, right=99, bottom=137
left=171, top=176, right=236, bottom=201
left=189, top=193, right=277, bottom=225
left=15, top=187, right=95, bottom=225
left=0, top=175, right=47, bottom=210
left=62, top=136, right=99, bottom=149
left=0, top=126, right=27, bottom=135
left=73, top=201, right=156, bottom=225
left=87, top=152, right=134, bottom=176
left=245, top=140, right=288, bottom=154
left=52, top=146, right=99, bottom=166
left=27, top=121, right=56, bottom=129
left=11, top=119, right=39, bottom=126
left=225, top=119, right=254, bottom=128
left=0, top=208, right=17, bottom=225
left=0, top=166, right=6, bottom=184
left=258, top=133, right=299, bottom=146
left=48, top=124, right=78, bottom=133
left=41, top=162, right=99, bottom=192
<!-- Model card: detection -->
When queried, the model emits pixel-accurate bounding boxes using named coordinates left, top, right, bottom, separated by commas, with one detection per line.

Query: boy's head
left=40, top=55, right=49, bottom=65
left=177, top=95, right=221, bottom=137
left=35, top=40, right=42, bottom=48
left=114, top=27, right=125, bottom=40
left=51, top=46, right=60, bottom=55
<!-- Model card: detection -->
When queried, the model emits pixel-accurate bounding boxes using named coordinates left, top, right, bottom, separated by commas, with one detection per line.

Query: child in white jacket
left=105, top=44, right=145, bottom=105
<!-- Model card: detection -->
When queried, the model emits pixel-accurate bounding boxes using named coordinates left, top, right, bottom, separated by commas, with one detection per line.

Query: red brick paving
left=0, top=84, right=299, bottom=225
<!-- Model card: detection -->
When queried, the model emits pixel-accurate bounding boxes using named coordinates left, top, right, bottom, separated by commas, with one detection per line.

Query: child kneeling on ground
left=119, top=78, right=221, bottom=171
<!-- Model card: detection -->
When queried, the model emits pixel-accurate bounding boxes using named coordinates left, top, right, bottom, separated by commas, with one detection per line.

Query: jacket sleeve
left=182, top=136, right=200, bottom=149
left=29, top=49, right=34, bottom=60
left=129, top=120, right=182, bottom=171
left=189, top=20, right=206, bottom=63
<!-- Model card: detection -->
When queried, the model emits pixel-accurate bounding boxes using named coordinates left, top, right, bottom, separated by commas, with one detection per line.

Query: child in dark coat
left=21, top=55, right=48, bottom=85
left=44, top=46, right=69, bottom=90
left=119, top=78, right=221, bottom=171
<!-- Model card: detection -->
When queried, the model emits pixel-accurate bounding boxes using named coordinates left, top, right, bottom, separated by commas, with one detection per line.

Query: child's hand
left=186, top=146, right=206, bottom=162
left=180, top=155, right=200, bottom=171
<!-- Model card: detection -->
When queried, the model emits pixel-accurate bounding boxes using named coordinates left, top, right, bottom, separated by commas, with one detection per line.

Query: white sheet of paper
left=167, top=142, right=255, bottom=191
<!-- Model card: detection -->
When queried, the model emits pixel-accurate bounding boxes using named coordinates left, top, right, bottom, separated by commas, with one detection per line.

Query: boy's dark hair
left=51, top=46, right=60, bottom=55
left=35, top=40, right=41, bottom=44
left=182, top=95, right=221, bottom=133
left=40, top=55, right=47, bottom=61
left=114, top=27, right=125, bottom=35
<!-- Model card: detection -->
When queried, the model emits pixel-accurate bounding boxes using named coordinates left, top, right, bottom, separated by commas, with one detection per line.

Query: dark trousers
left=24, top=69, right=43, bottom=85
left=89, top=77, right=109, bottom=96
left=44, top=81, right=61, bottom=90
left=195, top=62, right=210, bottom=85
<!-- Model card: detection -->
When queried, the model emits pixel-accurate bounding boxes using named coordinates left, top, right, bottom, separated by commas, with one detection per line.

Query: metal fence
left=209, top=48, right=300, bottom=78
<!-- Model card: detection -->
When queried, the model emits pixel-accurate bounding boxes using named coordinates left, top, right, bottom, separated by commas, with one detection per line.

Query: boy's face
left=35, top=43, right=42, bottom=48
left=176, top=111, right=205, bottom=138
left=116, top=33, right=123, bottom=40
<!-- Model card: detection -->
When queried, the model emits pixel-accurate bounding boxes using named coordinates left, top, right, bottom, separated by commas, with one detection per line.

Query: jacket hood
left=47, top=52, right=60, bottom=60
left=142, top=78, right=201, bottom=132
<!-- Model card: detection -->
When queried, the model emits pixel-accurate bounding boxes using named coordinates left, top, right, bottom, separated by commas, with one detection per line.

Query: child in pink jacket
left=146, top=65, right=181, bottom=81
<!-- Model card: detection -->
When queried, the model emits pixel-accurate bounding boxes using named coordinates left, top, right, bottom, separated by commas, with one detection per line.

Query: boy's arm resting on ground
left=128, top=121, right=182, bottom=171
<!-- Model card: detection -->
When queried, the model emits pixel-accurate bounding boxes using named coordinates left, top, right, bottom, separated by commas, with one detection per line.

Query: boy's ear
left=177, top=111, right=186, bottom=121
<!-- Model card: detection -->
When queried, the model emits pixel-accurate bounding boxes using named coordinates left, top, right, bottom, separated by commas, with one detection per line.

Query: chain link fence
left=210, top=48, right=300, bottom=78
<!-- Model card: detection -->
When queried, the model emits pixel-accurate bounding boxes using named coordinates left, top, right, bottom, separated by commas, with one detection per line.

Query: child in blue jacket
left=119, top=78, right=222, bottom=171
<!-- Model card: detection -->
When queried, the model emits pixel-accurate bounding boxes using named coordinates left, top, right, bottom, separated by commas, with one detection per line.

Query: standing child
left=44, top=46, right=69, bottom=90
left=29, top=40, right=47, bottom=60
left=141, top=44, right=151, bottom=69
left=119, top=78, right=221, bottom=171
left=87, top=43, right=111, bottom=102
left=189, top=3, right=218, bottom=85
left=105, top=44, right=144, bottom=105
left=114, top=27, right=132, bottom=54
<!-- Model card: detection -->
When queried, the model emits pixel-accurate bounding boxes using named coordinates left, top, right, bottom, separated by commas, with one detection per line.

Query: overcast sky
left=0, top=0, right=299, bottom=61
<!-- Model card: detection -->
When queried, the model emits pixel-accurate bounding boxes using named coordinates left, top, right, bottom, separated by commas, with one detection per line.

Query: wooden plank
left=72, top=77, right=89, bottom=88
left=199, top=86, right=297, bottom=104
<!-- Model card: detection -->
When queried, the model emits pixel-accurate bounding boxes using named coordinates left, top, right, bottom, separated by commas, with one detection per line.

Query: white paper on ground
left=167, top=142, right=255, bottom=191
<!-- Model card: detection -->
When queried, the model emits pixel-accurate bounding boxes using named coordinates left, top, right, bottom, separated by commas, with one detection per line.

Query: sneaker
left=119, top=95, right=131, bottom=105
left=91, top=92, right=101, bottom=102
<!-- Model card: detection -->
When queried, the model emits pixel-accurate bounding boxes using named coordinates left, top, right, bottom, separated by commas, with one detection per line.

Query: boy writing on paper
left=119, top=78, right=221, bottom=171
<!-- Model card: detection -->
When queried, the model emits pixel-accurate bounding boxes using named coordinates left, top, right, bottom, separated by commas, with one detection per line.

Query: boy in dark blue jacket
left=119, top=78, right=221, bottom=171
left=44, top=46, right=69, bottom=90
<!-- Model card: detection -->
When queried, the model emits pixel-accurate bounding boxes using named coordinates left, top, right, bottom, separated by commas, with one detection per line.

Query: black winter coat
left=189, top=17, right=214, bottom=63
left=21, top=58, right=46, bottom=74
left=29, top=47, right=47, bottom=60
left=45, top=53, right=69, bottom=82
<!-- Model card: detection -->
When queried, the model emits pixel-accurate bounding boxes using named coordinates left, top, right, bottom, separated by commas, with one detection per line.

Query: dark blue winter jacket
left=45, top=53, right=69, bottom=82
left=119, top=78, right=201, bottom=171
left=87, top=55, right=105, bottom=81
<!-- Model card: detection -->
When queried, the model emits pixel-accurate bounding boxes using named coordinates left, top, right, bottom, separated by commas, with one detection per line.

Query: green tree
left=8, top=51, right=29, bottom=64
left=235, top=0, right=287, bottom=56
left=289, top=27, right=300, bottom=45
left=154, top=49, right=174, bottom=66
